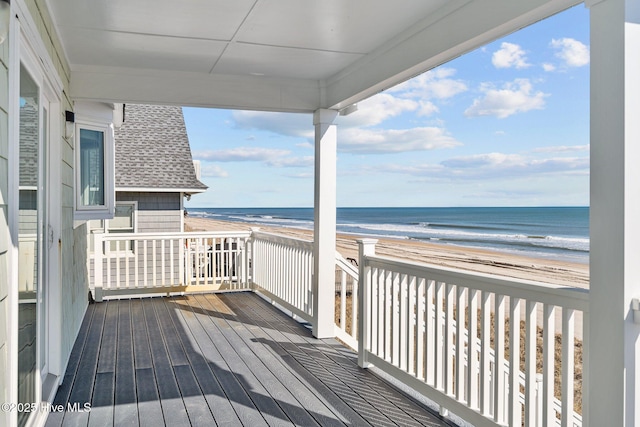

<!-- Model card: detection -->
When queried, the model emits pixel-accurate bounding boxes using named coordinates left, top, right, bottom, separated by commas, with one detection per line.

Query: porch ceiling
left=47, top=0, right=581, bottom=113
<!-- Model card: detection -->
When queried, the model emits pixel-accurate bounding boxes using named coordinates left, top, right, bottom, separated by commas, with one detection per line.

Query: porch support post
left=588, top=0, right=640, bottom=425
left=312, top=108, right=338, bottom=338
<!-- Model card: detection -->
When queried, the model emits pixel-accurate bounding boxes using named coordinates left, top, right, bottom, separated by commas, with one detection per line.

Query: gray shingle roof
left=114, top=104, right=207, bottom=193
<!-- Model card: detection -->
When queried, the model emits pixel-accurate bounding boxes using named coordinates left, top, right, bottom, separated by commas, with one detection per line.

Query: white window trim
left=73, top=118, right=115, bottom=221
left=89, top=201, right=137, bottom=257
left=105, top=201, right=137, bottom=257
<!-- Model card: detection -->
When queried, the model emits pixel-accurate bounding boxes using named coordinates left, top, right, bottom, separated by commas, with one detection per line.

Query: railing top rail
left=336, top=252, right=358, bottom=277
left=251, top=231, right=314, bottom=251
left=93, top=230, right=252, bottom=240
left=364, top=254, right=589, bottom=311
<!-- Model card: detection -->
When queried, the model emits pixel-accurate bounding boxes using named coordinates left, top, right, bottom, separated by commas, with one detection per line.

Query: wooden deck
left=44, top=292, right=451, bottom=427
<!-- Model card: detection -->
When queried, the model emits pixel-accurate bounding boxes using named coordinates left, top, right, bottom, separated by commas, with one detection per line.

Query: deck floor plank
left=228, top=293, right=440, bottom=427
left=62, top=303, right=107, bottom=427
left=134, top=367, right=165, bottom=427
left=189, top=294, right=293, bottom=427
left=142, top=298, right=191, bottom=427
left=131, top=299, right=152, bottom=370
left=170, top=295, right=266, bottom=427
left=114, top=300, right=138, bottom=427
left=216, top=295, right=373, bottom=427
left=201, top=294, right=355, bottom=427
left=45, top=305, right=96, bottom=427
left=48, top=292, right=451, bottom=427
left=195, top=294, right=324, bottom=426
left=222, top=295, right=399, bottom=427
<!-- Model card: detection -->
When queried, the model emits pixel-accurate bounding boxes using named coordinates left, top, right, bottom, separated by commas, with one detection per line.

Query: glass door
left=17, top=62, right=44, bottom=427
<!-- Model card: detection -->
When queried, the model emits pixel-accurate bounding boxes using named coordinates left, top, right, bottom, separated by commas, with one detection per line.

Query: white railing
left=91, top=231, right=251, bottom=300
left=250, top=231, right=315, bottom=323
left=357, top=240, right=588, bottom=427
left=87, top=229, right=589, bottom=427
left=334, top=253, right=359, bottom=350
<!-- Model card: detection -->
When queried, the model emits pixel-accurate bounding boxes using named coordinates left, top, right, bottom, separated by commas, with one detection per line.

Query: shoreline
left=185, top=216, right=589, bottom=289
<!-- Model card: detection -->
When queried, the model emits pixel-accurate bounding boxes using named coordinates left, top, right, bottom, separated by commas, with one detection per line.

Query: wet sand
left=185, top=216, right=589, bottom=289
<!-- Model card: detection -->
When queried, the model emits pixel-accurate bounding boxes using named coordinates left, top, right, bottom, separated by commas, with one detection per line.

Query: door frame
left=7, top=2, right=63, bottom=425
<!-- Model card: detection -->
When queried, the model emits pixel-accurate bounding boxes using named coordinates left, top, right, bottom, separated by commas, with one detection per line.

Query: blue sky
left=184, top=5, right=589, bottom=208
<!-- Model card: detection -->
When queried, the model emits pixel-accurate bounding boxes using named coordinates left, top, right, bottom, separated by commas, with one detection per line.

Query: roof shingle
left=114, top=104, right=207, bottom=193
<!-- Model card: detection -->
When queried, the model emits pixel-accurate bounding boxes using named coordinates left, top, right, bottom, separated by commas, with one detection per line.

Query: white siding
left=0, top=23, right=9, bottom=427
left=117, top=192, right=182, bottom=233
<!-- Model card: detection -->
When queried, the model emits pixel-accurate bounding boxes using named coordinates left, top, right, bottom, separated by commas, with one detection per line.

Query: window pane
left=109, top=204, right=134, bottom=230
left=80, top=129, right=104, bottom=206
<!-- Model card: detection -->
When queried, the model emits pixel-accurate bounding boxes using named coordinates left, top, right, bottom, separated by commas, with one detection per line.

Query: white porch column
left=589, top=0, right=640, bottom=425
left=312, top=108, right=338, bottom=338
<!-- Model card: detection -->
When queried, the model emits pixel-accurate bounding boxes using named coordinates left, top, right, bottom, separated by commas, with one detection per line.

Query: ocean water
left=187, top=207, right=589, bottom=264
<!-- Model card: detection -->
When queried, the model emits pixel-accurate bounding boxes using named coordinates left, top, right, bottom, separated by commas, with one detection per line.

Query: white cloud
left=464, top=79, right=548, bottom=119
left=492, top=42, right=531, bottom=69
left=389, top=67, right=468, bottom=100
left=533, top=144, right=589, bottom=153
left=542, top=63, right=556, bottom=72
left=339, top=127, right=461, bottom=154
left=337, top=93, right=418, bottom=128
left=200, top=164, right=229, bottom=178
left=417, top=101, right=439, bottom=117
left=376, top=152, right=589, bottom=181
left=196, top=147, right=291, bottom=162
left=226, top=68, right=469, bottom=156
left=232, top=111, right=312, bottom=139
left=551, top=38, right=590, bottom=67
left=195, top=147, right=313, bottom=169
left=267, top=156, right=314, bottom=168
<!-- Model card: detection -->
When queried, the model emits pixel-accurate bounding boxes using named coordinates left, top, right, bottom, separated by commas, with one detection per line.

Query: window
left=88, top=202, right=137, bottom=253
left=79, top=128, right=105, bottom=207
left=74, top=102, right=116, bottom=221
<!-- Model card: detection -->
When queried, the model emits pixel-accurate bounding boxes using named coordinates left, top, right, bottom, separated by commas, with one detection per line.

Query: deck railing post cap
left=357, top=238, right=378, bottom=245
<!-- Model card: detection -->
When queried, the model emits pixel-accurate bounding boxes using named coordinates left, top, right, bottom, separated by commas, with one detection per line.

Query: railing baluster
left=134, top=239, right=139, bottom=287
left=509, top=297, right=522, bottom=427
left=435, top=281, right=445, bottom=390
left=494, top=294, right=506, bottom=424
left=152, top=238, right=157, bottom=287
left=562, top=308, right=575, bottom=427
left=416, top=277, right=426, bottom=381
left=525, top=300, right=537, bottom=427
left=169, top=239, right=174, bottom=285
left=426, top=279, right=435, bottom=386
left=445, top=283, right=455, bottom=396
left=160, top=239, right=166, bottom=286
left=456, top=285, right=466, bottom=402
left=143, top=239, right=148, bottom=287
left=341, top=270, right=347, bottom=330
left=371, top=267, right=379, bottom=356
left=115, top=240, right=121, bottom=289
left=468, top=288, right=479, bottom=409
left=543, top=304, right=556, bottom=426
left=407, top=275, right=416, bottom=375
left=399, top=274, right=408, bottom=370
left=480, top=291, right=492, bottom=416
left=352, top=277, right=358, bottom=340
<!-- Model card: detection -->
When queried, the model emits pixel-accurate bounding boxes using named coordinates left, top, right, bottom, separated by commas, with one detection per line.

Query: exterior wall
left=0, top=27, right=10, bottom=427
left=117, top=191, right=182, bottom=233
left=26, top=0, right=89, bottom=379
left=17, top=0, right=85, bottom=393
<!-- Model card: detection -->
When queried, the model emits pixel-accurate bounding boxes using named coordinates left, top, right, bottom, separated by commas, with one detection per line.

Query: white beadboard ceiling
left=46, top=0, right=581, bottom=112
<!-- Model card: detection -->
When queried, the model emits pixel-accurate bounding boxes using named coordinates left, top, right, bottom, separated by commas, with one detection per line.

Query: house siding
left=22, top=0, right=86, bottom=385
left=117, top=192, right=183, bottom=233
left=0, top=25, right=9, bottom=427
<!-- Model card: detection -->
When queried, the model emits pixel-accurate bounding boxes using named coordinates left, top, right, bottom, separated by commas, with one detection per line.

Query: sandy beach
left=185, top=216, right=589, bottom=289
